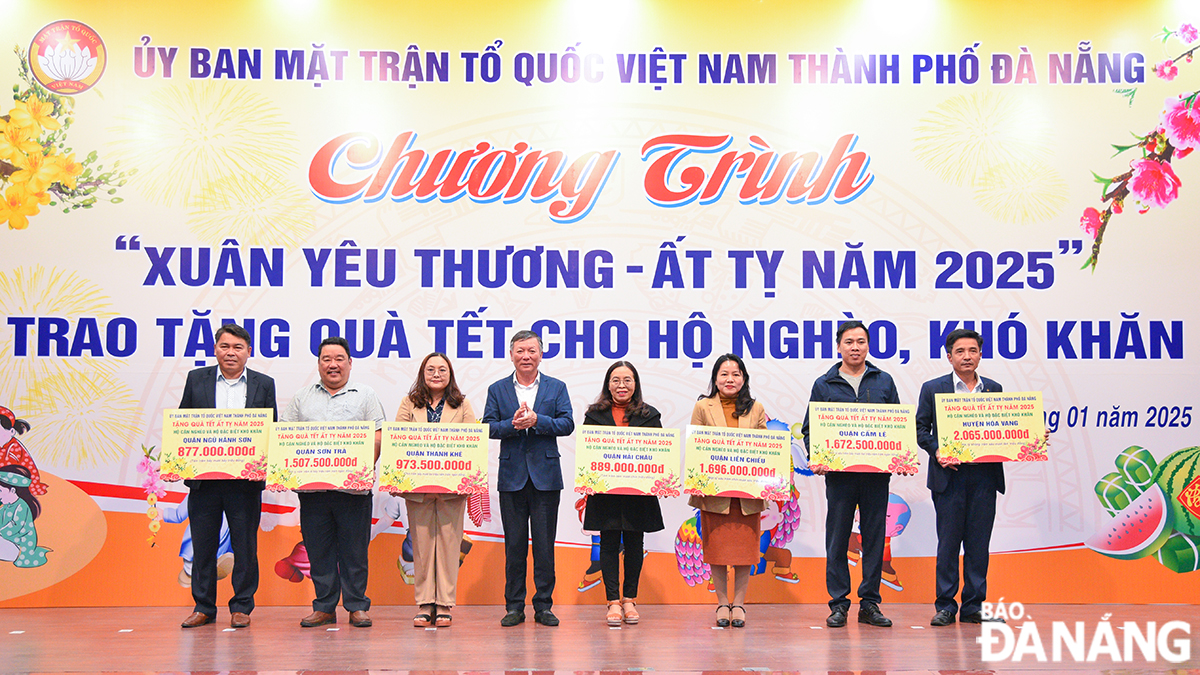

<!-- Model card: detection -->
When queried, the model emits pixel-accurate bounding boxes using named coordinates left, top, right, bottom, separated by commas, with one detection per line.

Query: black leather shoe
left=858, top=604, right=892, bottom=627
left=826, top=608, right=847, bottom=628
left=961, top=612, right=1005, bottom=623
left=534, top=609, right=560, bottom=626
left=500, top=610, right=525, bottom=627
left=931, top=609, right=956, bottom=626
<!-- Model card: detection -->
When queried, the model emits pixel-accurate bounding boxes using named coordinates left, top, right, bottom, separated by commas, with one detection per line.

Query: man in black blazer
left=178, top=323, right=278, bottom=629
left=915, top=328, right=1004, bottom=627
left=482, top=329, right=574, bottom=627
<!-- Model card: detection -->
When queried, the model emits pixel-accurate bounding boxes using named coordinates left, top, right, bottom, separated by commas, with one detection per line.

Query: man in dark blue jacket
left=482, top=329, right=574, bottom=627
left=802, top=320, right=899, bottom=629
left=915, top=328, right=1005, bottom=627
left=178, top=323, right=278, bottom=629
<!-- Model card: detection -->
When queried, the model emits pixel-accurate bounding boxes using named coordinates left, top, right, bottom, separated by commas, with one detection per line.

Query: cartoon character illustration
left=574, top=495, right=646, bottom=592
left=753, top=498, right=802, bottom=582
left=370, top=491, right=414, bottom=583
left=847, top=493, right=911, bottom=591
left=574, top=496, right=604, bottom=591
left=674, top=507, right=711, bottom=589
left=346, top=490, right=487, bottom=586
left=275, top=540, right=310, bottom=582
left=675, top=416, right=808, bottom=589
left=0, top=465, right=50, bottom=567
left=0, top=406, right=47, bottom=496
left=160, top=494, right=234, bottom=587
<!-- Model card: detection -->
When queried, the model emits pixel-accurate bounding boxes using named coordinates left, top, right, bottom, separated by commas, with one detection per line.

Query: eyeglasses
left=609, top=377, right=635, bottom=386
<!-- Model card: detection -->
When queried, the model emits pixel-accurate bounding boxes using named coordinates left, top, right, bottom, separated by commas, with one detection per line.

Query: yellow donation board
left=378, top=423, right=489, bottom=495
left=807, top=403, right=920, bottom=474
left=574, top=426, right=682, bottom=497
left=936, top=392, right=1048, bottom=462
left=159, top=409, right=272, bottom=481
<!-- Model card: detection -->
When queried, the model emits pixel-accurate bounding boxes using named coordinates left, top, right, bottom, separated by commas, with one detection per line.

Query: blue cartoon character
left=848, top=492, right=911, bottom=591
left=161, top=494, right=234, bottom=587
left=0, top=465, right=50, bottom=567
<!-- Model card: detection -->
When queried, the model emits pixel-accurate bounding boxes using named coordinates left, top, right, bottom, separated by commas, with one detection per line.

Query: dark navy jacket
left=178, top=365, right=278, bottom=492
left=800, top=360, right=900, bottom=455
left=482, top=373, right=575, bottom=492
left=915, top=373, right=1006, bottom=495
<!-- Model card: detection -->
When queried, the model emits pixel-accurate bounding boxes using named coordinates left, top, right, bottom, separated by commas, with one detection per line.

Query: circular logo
left=28, top=20, right=107, bottom=95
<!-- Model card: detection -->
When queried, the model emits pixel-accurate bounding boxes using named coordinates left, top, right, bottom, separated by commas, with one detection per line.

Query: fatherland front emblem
left=28, top=20, right=107, bottom=94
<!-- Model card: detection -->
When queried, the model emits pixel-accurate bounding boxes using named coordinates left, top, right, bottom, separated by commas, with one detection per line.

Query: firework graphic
left=913, top=91, right=1051, bottom=188
left=0, top=266, right=119, bottom=397
left=107, top=81, right=301, bottom=210
left=974, top=159, right=1069, bottom=225
left=19, top=371, right=141, bottom=468
left=187, top=173, right=315, bottom=247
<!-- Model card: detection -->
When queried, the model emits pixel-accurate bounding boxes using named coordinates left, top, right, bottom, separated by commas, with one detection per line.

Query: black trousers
left=825, top=471, right=890, bottom=611
left=297, top=491, right=372, bottom=613
left=933, top=466, right=998, bottom=616
left=189, top=484, right=260, bottom=616
left=599, top=530, right=644, bottom=601
left=499, top=480, right=560, bottom=612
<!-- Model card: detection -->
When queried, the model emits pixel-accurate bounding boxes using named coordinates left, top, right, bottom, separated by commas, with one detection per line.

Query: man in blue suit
left=177, top=323, right=278, bottom=629
left=915, top=328, right=1005, bottom=627
left=482, top=329, right=574, bottom=627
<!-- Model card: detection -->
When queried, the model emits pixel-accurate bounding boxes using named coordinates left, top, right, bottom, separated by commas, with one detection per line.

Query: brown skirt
left=700, top=499, right=761, bottom=566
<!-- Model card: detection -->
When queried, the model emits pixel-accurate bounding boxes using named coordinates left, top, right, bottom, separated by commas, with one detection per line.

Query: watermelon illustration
left=1151, top=446, right=1200, bottom=536
left=1155, top=532, right=1200, bottom=573
left=1085, top=483, right=1174, bottom=560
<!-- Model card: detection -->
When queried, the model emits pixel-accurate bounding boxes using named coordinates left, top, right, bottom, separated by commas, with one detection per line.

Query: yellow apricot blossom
left=0, top=185, right=42, bottom=230
left=0, top=119, right=42, bottom=164
left=8, top=97, right=62, bottom=133
left=9, top=150, right=61, bottom=192
left=50, top=152, right=84, bottom=190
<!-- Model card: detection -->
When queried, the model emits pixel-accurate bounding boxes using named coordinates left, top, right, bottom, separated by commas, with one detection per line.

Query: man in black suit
left=915, top=328, right=1004, bottom=627
left=178, top=323, right=277, bottom=629
left=482, top=329, right=574, bottom=627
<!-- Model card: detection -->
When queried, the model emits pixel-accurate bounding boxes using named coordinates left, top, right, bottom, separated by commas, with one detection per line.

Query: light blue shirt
left=215, top=371, right=247, bottom=409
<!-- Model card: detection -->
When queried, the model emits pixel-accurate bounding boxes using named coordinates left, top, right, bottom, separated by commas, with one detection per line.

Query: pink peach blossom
left=1155, top=59, right=1179, bottom=81
left=1161, top=95, right=1200, bottom=151
left=1180, top=23, right=1199, bottom=44
left=141, top=475, right=167, bottom=498
left=1129, top=157, right=1182, bottom=210
left=137, top=456, right=156, bottom=475
left=1079, top=207, right=1102, bottom=238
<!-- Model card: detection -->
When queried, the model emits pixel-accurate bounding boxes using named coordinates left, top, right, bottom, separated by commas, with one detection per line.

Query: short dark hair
left=215, top=323, right=253, bottom=349
left=318, top=336, right=351, bottom=358
left=509, top=329, right=543, bottom=351
left=945, top=328, right=983, bottom=353
left=837, top=320, right=869, bottom=344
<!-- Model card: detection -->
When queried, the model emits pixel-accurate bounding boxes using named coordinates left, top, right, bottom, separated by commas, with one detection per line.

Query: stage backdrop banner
left=3, top=0, right=1200, bottom=607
